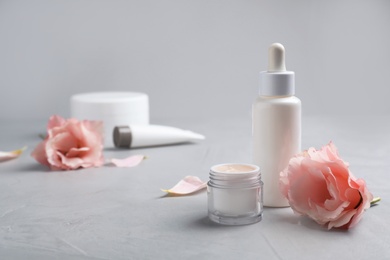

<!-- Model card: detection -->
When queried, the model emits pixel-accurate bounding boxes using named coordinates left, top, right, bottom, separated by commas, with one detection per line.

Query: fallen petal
left=0, top=147, right=27, bottom=162
left=162, top=176, right=207, bottom=195
left=110, top=155, right=145, bottom=167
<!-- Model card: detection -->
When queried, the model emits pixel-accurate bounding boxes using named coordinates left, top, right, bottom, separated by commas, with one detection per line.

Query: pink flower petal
left=31, top=140, right=50, bottom=166
left=47, top=115, right=66, bottom=130
left=110, top=155, right=145, bottom=168
left=327, top=209, right=357, bottom=229
left=66, top=147, right=90, bottom=158
left=162, top=176, right=207, bottom=195
left=83, top=120, right=104, bottom=138
left=0, top=147, right=26, bottom=162
left=57, top=152, right=84, bottom=170
left=50, top=132, right=78, bottom=153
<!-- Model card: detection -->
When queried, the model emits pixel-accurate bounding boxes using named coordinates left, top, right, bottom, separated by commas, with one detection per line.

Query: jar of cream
left=207, top=163, right=263, bottom=225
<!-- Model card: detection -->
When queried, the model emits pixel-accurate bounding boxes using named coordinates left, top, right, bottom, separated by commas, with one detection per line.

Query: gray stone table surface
left=0, top=116, right=389, bottom=259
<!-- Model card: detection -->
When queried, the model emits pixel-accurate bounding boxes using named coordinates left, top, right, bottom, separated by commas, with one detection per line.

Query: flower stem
left=370, top=197, right=381, bottom=206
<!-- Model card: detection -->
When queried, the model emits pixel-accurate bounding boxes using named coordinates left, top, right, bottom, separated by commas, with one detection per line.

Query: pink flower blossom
left=280, top=142, right=373, bottom=229
left=31, top=115, right=104, bottom=170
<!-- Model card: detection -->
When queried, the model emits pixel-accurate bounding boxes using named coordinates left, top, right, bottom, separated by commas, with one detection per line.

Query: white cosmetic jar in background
left=70, top=92, right=149, bottom=147
left=207, top=163, right=263, bottom=225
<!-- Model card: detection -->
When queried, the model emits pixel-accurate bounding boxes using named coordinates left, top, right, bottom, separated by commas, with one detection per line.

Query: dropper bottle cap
left=259, top=43, right=295, bottom=96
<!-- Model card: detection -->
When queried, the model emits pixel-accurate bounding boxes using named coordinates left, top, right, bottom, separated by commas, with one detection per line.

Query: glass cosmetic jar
left=207, top=163, right=263, bottom=225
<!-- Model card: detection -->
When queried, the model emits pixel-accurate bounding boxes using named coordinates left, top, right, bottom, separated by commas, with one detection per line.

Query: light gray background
left=1, top=0, right=389, bottom=121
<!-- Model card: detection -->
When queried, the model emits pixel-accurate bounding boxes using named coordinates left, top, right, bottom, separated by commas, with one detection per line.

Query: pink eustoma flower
left=280, top=142, right=373, bottom=229
left=31, top=115, right=104, bottom=170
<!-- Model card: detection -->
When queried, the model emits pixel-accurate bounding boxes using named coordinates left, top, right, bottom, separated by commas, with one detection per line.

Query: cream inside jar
left=213, top=164, right=257, bottom=173
left=207, top=163, right=263, bottom=225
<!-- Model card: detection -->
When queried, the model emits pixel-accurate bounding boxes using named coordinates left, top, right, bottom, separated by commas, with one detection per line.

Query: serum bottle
left=252, top=43, right=301, bottom=207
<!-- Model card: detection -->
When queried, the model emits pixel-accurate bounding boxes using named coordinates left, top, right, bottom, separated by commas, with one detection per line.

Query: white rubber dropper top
left=259, top=42, right=295, bottom=96
left=268, top=43, right=286, bottom=72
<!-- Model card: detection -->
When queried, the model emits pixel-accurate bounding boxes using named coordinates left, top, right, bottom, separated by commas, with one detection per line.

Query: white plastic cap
left=259, top=43, right=295, bottom=96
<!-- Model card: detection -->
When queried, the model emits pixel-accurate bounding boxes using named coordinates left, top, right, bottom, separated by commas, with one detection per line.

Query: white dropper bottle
left=252, top=43, right=301, bottom=207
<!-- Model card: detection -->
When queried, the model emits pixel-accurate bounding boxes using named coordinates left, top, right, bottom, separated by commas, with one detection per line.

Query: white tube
left=113, top=125, right=205, bottom=148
